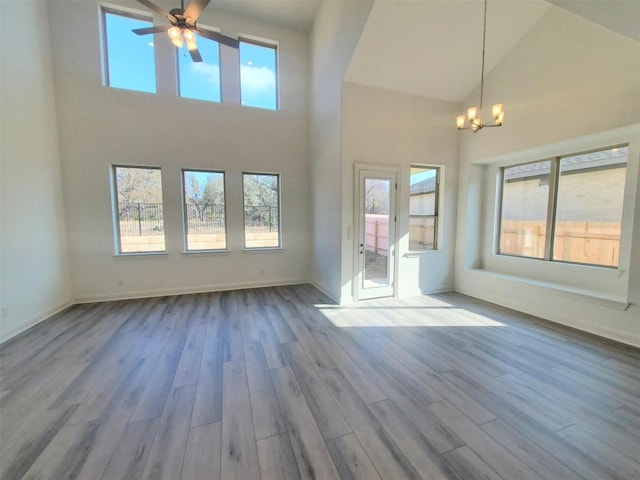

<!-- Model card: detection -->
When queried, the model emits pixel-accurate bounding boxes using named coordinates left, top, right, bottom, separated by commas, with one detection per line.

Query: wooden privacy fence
left=365, top=214, right=389, bottom=256
left=500, top=220, right=621, bottom=266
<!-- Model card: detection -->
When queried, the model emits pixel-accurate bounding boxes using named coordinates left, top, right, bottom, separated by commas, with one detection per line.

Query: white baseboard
left=309, top=281, right=340, bottom=304
left=0, top=298, right=74, bottom=345
left=73, top=278, right=311, bottom=304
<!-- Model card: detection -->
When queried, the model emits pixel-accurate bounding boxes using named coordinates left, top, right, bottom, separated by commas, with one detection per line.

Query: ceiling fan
left=132, top=0, right=239, bottom=62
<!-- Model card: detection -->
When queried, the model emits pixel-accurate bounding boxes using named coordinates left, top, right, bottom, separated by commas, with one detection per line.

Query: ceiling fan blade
left=188, top=47, right=203, bottom=62
left=132, top=25, right=170, bottom=35
left=195, top=28, right=239, bottom=49
left=136, top=0, right=177, bottom=23
left=184, top=0, right=211, bottom=25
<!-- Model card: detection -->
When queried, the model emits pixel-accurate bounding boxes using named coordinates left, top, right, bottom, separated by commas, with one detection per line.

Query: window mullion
left=544, top=157, right=560, bottom=260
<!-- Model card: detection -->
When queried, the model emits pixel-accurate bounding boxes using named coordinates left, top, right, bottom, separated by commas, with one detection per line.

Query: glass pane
left=114, top=167, right=165, bottom=252
left=104, top=11, right=156, bottom=93
left=178, top=35, right=221, bottom=102
left=243, top=174, right=280, bottom=248
left=184, top=171, right=226, bottom=250
left=364, top=178, right=391, bottom=288
left=410, top=166, right=438, bottom=250
left=553, top=146, right=627, bottom=266
left=240, top=41, right=277, bottom=110
left=499, top=160, right=550, bottom=259
left=410, top=167, right=438, bottom=216
left=409, top=217, right=436, bottom=250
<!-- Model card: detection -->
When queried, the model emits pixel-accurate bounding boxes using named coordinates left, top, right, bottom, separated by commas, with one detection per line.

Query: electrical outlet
left=117, top=279, right=123, bottom=286
left=1, top=307, right=8, bottom=319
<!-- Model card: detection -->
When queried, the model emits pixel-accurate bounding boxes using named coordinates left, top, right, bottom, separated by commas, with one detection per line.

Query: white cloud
left=240, top=65, right=276, bottom=95
left=190, top=63, right=220, bottom=86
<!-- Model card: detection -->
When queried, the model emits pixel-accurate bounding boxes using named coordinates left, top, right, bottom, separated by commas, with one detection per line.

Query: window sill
left=242, top=247, right=283, bottom=254
left=113, top=251, right=168, bottom=259
left=404, top=250, right=441, bottom=258
left=469, top=268, right=630, bottom=311
left=182, top=249, right=231, bottom=256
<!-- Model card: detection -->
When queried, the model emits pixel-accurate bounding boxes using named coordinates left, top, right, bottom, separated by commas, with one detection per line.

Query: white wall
left=455, top=6, right=640, bottom=346
left=342, top=83, right=459, bottom=298
left=48, top=1, right=311, bottom=301
left=0, top=0, right=73, bottom=342
left=309, top=0, right=373, bottom=301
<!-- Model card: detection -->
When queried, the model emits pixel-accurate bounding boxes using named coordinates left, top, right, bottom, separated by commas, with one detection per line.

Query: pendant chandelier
left=457, top=0, right=504, bottom=132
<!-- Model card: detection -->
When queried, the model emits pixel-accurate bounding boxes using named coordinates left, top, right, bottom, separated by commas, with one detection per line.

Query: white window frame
left=408, top=165, right=442, bottom=252
left=110, top=164, right=166, bottom=255
left=242, top=172, right=282, bottom=250
left=181, top=169, right=228, bottom=253
left=238, top=36, right=279, bottom=110
left=100, top=4, right=156, bottom=92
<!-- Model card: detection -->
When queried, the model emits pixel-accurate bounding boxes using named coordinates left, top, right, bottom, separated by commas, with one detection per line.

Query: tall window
left=409, top=166, right=440, bottom=250
left=102, top=8, right=156, bottom=93
left=498, top=145, right=628, bottom=267
left=183, top=170, right=226, bottom=251
left=112, top=166, right=165, bottom=253
left=243, top=173, right=281, bottom=248
left=239, top=40, right=278, bottom=110
left=178, top=32, right=221, bottom=102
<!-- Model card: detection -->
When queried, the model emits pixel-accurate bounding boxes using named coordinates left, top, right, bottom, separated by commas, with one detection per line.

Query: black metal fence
left=118, top=203, right=164, bottom=236
left=118, top=202, right=279, bottom=236
left=244, top=205, right=279, bottom=232
left=185, top=203, right=226, bottom=234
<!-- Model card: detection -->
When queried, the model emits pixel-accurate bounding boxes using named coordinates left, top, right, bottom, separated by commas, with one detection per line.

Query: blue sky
left=105, top=11, right=277, bottom=110
left=410, top=168, right=437, bottom=185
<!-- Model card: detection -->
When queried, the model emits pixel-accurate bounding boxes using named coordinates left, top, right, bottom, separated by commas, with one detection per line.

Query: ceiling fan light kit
left=457, top=0, right=504, bottom=132
left=132, top=0, right=239, bottom=62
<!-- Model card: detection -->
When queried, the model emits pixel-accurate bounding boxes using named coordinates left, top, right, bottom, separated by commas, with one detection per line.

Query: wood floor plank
left=191, top=321, right=224, bottom=427
left=368, top=399, right=462, bottom=480
left=256, top=433, right=302, bottom=480
left=320, top=369, right=422, bottom=480
left=442, top=445, right=504, bottom=480
left=141, top=385, right=196, bottom=480
left=182, top=422, right=222, bottom=480
left=172, top=314, right=207, bottom=387
left=221, top=359, right=260, bottom=480
left=283, top=341, right=352, bottom=440
left=371, top=333, right=496, bottom=424
left=344, top=344, right=463, bottom=454
left=281, top=313, right=337, bottom=372
left=101, top=418, right=159, bottom=480
left=0, top=404, right=78, bottom=480
left=429, top=400, right=545, bottom=480
left=349, top=334, right=443, bottom=405
left=251, top=298, right=289, bottom=369
left=270, top=366, right=341, bottom=480
left=244, top=341, right=287, bottom=440
left=22, top=420, right=101, bottom=480
left=326, top=433, right=382, bottom=480
left=555, top=425, right=640, bottom=479
left=481, top=418, right=584, bottom=480
left=129, top=307, right=192, bottom=423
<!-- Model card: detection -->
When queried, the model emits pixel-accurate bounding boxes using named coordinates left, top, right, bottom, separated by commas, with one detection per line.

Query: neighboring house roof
left=505, top=146, right=628, bottom=182
left=410, top=177, right=436, bottom=195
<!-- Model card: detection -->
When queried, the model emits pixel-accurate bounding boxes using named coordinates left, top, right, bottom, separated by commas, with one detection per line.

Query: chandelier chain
left=479, top=0, right=488, bottom=113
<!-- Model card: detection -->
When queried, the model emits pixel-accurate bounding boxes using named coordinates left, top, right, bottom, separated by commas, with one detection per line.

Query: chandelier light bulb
left=168, top=26, right=184, bottom=48
left=456, top=115, right=466, bottom=129
left=467, top=107, right=478, bottom=122
left=184, top=29, right=198, bottom=50
left=492, top=103, right=503, bottom=120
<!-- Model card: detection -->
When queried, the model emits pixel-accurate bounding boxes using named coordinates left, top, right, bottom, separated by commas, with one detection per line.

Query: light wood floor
left=1, top=284, right=640, bottom=480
